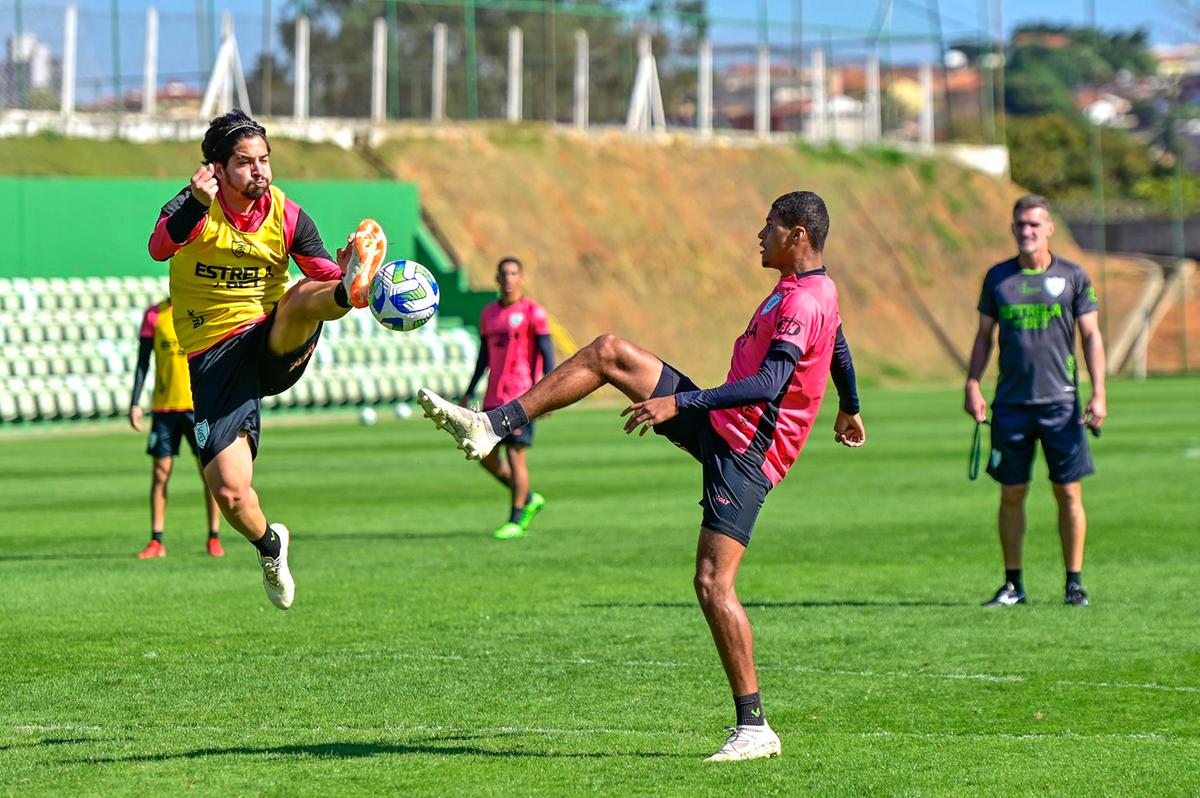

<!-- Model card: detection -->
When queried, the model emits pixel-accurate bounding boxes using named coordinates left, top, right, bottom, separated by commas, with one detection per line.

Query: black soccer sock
left=734, top=692, right=766, bottom=727
left=208, top=529, right=220, bottom=539
left=333, top=281, right=351, bottom=309
left=485, top=400, right=530, bottom=438
left=509, top=506, right=524, bottom=525
left=151, top=531, right=164, bottom=543
left=1005, top=569, right=1023, bottom=590
left=251, top=525, right=281, bottom=559
left=1066, top=570, right=1082, bottom=589
left=525, top=489, right=534, bottom=504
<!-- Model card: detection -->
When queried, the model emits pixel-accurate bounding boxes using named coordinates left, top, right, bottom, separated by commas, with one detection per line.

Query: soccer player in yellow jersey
left=148, top=109, right=386, bottom=609
left=128, top=297, right=223, bottom=559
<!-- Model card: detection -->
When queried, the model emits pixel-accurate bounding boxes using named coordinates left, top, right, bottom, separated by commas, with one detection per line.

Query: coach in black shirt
left=964, top=194, right=1107, bottom=608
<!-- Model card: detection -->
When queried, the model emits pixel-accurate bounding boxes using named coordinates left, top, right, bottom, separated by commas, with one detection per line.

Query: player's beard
left=240, top=179, right=270, bottom=202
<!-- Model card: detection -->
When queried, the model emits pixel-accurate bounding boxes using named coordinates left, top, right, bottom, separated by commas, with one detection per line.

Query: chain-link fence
left=0, top=0, right=1006, bottom=146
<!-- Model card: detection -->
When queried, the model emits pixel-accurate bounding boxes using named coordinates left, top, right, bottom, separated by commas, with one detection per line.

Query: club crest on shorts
left=990, top=448, right=1002, bottom=469
left=1044, top=276, right=1066, bottom=297
left=195, top=419, right=210, bottom=448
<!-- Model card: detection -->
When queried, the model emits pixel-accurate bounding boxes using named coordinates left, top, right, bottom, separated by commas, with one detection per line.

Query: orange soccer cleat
left=137, top=540, right=166, bottom=559
left=207, top=537, right=225, bottom=557
left=344, top=218, right=388, bottom=308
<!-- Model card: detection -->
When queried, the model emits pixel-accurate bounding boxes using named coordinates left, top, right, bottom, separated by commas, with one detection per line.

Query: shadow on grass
left=73, top=737, right=683, bottom=763
left=584, top=600, right=963, bottom=609
left=0, top=553, right=137, bottom=563
left=0, top=738, right=93, bottom=751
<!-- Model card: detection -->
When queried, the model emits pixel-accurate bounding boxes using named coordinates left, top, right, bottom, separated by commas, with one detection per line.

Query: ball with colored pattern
left=369, top=259, right=439, bottom=333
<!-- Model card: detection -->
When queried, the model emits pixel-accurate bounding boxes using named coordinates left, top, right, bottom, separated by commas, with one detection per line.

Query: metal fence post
left=371, top=17, right=387, bottom=124
left=432, top=23, right=447, bottom=123
left=294, top=15, right=309, bottom=120
left=507, top=26, right=523, bottom=123
left=62, top=4, right=78, bottom=116
left=573, top=29, right=589, bottom=131
left=143, top=7, right=158, bottom=115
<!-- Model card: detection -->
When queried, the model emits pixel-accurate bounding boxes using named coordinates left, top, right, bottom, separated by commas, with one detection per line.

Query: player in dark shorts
left=965, top=194, right=1107, bottom=607
left=417, top=192, right=866, bottom=761
left=147, top=109, right=388, bottom=609
left=460, top=257, right=555, bottom=539
left=128, top=298, right=223, bottom=558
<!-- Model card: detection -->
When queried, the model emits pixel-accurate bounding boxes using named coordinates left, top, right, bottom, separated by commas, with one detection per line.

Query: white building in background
left=9, top=33, right=53, bottom=89
left=1, top=32, right=59, bottom=107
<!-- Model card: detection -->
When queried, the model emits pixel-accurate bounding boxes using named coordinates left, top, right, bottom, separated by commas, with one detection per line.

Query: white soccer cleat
left=342, top=218, right=388, bottom=309
left=417, top=388, right=502, bottom=461
left=705, top=724, right=782, bottom=762
left=258, top=522, right=295, bottom=610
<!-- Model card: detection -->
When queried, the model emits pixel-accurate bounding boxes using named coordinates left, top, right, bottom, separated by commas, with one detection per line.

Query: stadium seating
left=0, top=276, right=479, bottom=423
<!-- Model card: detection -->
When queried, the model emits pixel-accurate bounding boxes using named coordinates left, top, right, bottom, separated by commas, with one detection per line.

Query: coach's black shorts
left=188, top=309, right=322, bottom=467
left=146, top=410, right=200, bottom=459
left=650, top=363, right=772, bottom=547
left=988, top=400, right=1094, bottom=485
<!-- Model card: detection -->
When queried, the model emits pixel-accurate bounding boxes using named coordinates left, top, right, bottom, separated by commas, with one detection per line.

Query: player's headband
left=223, top=122, right=265, bottom=141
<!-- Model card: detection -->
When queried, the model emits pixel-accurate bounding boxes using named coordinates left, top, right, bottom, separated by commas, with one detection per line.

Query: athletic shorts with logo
left=188, top=309, right=321, bottom=467
left=147, top=410, right=201, bottom=459
left=650, top=363, right=772, bottom=546
left=988, top=400, right=1095, bottom=485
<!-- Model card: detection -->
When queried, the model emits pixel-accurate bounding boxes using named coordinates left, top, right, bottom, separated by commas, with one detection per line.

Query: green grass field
left=1, top=380, right=1198, bottom=796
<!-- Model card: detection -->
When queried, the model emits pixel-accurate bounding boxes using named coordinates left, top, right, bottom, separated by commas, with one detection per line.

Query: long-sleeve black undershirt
left=675, top=326, right=860, bottom=415
left=129, top=336, right=153, bottom=408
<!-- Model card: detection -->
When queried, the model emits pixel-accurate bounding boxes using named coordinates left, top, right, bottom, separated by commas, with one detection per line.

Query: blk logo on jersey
left=232, top=240, right=250, bottom=259
left=1044, top=276, right=1067, bottom=297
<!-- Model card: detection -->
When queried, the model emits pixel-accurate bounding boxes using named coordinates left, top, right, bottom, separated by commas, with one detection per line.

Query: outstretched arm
left=964, top=314, right=996, bottom=423
left=621, top=342, right=799, bottom=435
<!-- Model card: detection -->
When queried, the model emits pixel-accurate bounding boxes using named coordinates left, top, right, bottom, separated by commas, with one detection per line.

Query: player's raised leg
left=419, top=334, right=664, bottom=459
left=695, top=528, right=781, bottom=762
left=266, top=227, right=384, bottom=357
left=203, top=433, right=293, bottom=609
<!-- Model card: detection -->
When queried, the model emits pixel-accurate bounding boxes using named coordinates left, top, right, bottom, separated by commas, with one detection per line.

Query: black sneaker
left=982, top=581, right=1026, bottom=606
left=1064, top=583, right=1089, bottom=607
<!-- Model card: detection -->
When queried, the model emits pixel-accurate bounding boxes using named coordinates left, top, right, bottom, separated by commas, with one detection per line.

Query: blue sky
left=6, top=1, right=1189, bottom=97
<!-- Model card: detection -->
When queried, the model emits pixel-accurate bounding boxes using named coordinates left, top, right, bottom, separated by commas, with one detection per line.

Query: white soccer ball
left=370, top=259, right=439, bottom=333
left=394, top=403, right=414, bottom=420
left=359, top=406, right=378, bottom=426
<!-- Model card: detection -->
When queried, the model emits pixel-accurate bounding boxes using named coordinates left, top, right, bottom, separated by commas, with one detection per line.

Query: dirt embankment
left=378, top=126, right=1144, bottom=387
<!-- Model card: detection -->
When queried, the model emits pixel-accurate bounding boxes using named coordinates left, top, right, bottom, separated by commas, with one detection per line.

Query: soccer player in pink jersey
left=419, top=191, right=865, bottom=762
left=460, top=257, right=555, bottom=539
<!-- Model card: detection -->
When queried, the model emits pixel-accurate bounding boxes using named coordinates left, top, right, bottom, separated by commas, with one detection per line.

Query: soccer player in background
left=964, top=194, right=1107, bottom=607
left=459, top=257, right=555, bottom=539
left=418, top=191, right=865, bottom=762
left=147, top=109, right=386, bottom=609
left=128, top=297, right=223, bottom=559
